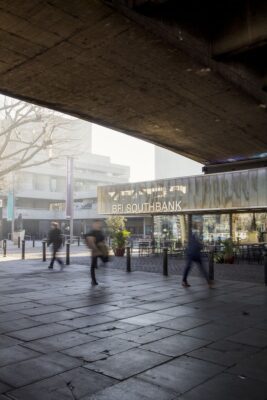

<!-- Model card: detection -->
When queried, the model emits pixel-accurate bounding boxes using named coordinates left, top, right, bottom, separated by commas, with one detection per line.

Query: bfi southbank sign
left=98, top=167, right=267, bottom=215
left=112, top=201, right=182, bottom=214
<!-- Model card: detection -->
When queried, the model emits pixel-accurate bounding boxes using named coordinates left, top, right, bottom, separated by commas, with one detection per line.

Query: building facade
left=1, top=119, right=130, bottom=239
left=98, top=167, right=267, bottom=245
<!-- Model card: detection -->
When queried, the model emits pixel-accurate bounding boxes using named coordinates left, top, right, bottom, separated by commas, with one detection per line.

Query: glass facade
left=154, top=215, right=188, bottom=247
left=192, top=214, right=230, bottom=243
left=232, top=213, right=267, bottom=243
left=152, top=212, right=267, bottom=245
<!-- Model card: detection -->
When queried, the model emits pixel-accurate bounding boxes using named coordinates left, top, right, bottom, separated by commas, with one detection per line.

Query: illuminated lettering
left=162, top=202, right=168, bottom=212
left=132, top=204, right=137, bottom=213
left=156, top=202, right=161, bottom=212
left=176, top=201, right=182, bottom=211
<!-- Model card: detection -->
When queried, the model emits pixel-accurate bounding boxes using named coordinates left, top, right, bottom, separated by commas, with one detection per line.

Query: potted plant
left=112, top=229, right=131, bottom=256
left=223, top=238, right=234, bottom=264
left=106, top=216, right=131, bottom=257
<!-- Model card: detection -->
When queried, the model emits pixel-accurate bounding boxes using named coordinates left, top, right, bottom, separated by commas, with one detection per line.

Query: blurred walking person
left=182, top=231, right=211, bottom=287
left=47, top=222, right=64, bottom=269
left=85, top=220, right=109, bottom=286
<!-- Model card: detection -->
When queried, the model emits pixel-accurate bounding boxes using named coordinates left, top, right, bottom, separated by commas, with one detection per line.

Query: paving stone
left=30, top=310, right=85, bottom=324
left=20, top=305, right=66, bottom=316
left=142, top=334, right=209, bottom=357
left=81, top=377, right=176, bottom=400
left=58, top=314, right=115, bottom=329
left=104, top=308, right=150, bottom=320
left=156, top=305, right=197, bottom=317
left=182, top=322, right=242, bottom=341
left=85, top=348, right=170, bottom=380
left=0, top=352, right=82, bottom=388
left=0, top=345, right=40, bottom=367
left=188, top=341, right=259, bottom=367
left=256, top=319, right=267, bottom=330
left=0, top=317, right=42, bottom=333
left=6, top=323, right=72, bottom=341
left=0, top=381, right=11, bottom=394
left=227, top=328, right=267, bottom=348
left=79, top=321, right=142, bottom=338
left=116, top=326, right=177, bottom=344
left=0, top=335, right=22, bottom=349
left=0, top=313, right=24, bottom=323
left=23, top=330, right=97, bottom=353
left=138, top=355, right=225, bottom=394
left=62, top=336, right=139, bottom=362
left=155, top=316, right=210, bottom=331
left=121, top=312, right=175, bottom=326
left=135, top=302, right=180, bottom=312
left=178, top=372, right=267, bottom=400
left=8, top=367, right=118, bottom=400
left=72, top=304, right=119, bottom=315
left=0, top=302, right=39, bottom=313
left=228, top=349, right=267, bottom=383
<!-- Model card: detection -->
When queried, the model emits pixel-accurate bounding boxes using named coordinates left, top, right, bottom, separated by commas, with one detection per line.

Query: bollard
left=32, top=236, right=35, bottom=248
left=18, top=236, right=21, bottom=249
left=3, top=239, right=7, bottom=257
left=21, top=240, right=25, bottom=260
left=78, top=236, right=80, bottom=246
left=42, top=240, right=46, bottom=262
left=163, top=247, right=168, bottom=276
left=208, top=250, right=214, bottom=281
left=264, top=251, right=267, bottom=286
left=126, top=246, right=131, bottom=272
left=66, top=241, right=70, bottom=265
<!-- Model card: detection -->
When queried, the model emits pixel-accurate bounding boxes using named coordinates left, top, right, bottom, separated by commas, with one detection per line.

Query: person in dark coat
left=85, top=220, right=108, bottom=286
left=47, top=222, right=64, bottom=269
left=182, top=232, right=211, bottom=287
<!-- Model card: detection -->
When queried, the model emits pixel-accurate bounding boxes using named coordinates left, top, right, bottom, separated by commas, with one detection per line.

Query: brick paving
left=0, top=258, right=267, bottom=399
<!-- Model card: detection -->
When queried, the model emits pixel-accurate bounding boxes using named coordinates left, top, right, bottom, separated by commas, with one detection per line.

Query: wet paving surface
left=0, top=259, right=267, bottom=399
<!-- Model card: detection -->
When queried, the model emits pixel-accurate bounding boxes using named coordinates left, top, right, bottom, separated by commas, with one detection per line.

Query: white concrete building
left=1, top=118, right=130, bottom=238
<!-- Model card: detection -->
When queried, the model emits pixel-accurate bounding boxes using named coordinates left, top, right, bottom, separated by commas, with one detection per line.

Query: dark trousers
left=50, top=246, right=63, bottom=267
left=91, top=255, right=107, bottom=284
left=183, top=256, right=209, bottom=283
left=91, top=256, right=98, bottom=284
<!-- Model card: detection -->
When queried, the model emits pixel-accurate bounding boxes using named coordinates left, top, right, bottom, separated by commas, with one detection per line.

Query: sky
left=0, top=94, right=202, bottom=183
left=92, top=124, right=155, bottom=182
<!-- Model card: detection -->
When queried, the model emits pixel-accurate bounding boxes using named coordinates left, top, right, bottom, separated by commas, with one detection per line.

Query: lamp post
left=66, top=157, right=74, bottom=243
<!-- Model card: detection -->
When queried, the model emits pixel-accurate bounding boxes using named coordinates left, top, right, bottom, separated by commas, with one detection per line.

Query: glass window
left=153, top=215, right=188, bottom=247
left=232, top=213, right=267, bottom=243
left=192, top=214, right=230, bottom=244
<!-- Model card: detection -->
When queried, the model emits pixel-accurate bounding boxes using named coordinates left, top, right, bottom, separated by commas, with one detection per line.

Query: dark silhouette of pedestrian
left=47, top=222, right=64, bottom=269
left=182, top=232, right=211, bottom=287
left=85, top=220, right=109, bottom=286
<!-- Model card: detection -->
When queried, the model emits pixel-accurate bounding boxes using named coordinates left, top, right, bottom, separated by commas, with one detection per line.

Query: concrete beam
left=212, top=0, right=267, bottom=57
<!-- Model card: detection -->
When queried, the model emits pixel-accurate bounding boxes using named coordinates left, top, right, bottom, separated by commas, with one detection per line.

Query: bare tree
left=0, top=97, right=78, bottom=179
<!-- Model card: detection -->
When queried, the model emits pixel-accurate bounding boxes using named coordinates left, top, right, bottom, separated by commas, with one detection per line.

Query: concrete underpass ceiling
left=0, top=0, right=266, bottom=165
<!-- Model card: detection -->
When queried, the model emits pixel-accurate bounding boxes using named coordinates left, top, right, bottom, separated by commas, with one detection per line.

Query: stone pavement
left=0, top=259, right=267, bottom=400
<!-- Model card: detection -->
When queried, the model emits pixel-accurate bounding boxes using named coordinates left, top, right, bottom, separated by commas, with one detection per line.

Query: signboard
left=98, top=167, right=267, bottom=215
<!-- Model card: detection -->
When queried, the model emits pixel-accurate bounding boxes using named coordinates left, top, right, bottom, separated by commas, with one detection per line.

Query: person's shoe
left=91, top=280, right=99, bottom=286
left=48, top=265, right=53, bottom=269
left=208, top=280, right=214, bottom=288
left=182, top=281, right=191, bottom=287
